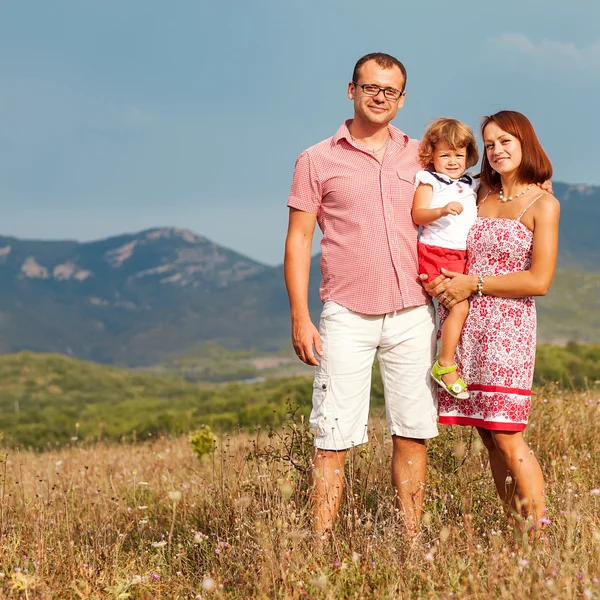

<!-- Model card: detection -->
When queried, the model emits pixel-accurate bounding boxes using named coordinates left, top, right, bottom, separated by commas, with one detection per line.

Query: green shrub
left=189, top=425, right=216, bottom=459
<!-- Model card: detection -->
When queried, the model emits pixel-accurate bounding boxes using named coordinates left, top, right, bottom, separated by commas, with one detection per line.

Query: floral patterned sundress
left=438, top=195, right=544, bottom=431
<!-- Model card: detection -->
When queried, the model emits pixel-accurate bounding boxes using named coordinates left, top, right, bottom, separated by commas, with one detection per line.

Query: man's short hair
left=352, top=53, right=407, bottom=90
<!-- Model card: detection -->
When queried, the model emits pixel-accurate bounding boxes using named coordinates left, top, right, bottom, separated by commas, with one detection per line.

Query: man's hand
left=540, top=180, right=553, bottom=195
left=441, top=202, right=463, bottom=217
left=419, top=272, right=447, bottom=296
left=291, top=315, right=323, bottom=366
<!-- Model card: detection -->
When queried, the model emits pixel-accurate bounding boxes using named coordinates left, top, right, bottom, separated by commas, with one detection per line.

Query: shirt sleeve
left=414, top=170, right=440, bottom=192
left=287, top=151, right=322, bottom=214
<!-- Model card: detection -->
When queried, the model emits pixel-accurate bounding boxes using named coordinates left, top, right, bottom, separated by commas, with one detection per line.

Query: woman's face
left=483, top=122, right=522, bottom=177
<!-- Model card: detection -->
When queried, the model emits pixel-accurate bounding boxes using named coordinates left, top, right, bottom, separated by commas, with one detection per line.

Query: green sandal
left=431, top=360, right=470, bottom=400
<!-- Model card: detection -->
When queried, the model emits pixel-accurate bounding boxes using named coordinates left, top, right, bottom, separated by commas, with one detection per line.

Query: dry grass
left=0, top=388, right=599, bottom=599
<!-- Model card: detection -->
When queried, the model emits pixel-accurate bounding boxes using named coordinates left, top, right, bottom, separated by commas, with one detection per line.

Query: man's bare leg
left=391, top=436, right=426, bottom=536
left=312, top=448, right=347, bottom=536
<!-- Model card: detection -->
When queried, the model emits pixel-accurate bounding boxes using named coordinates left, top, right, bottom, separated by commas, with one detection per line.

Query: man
left=284, top=52, right=437, bottom=537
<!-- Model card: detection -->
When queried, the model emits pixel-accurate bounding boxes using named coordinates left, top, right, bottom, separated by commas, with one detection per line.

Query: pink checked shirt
left=288, top=120, right=430, bottom=315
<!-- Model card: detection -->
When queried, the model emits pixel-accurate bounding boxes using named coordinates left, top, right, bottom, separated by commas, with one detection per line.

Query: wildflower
left=138, top=482, right=149, bottom=486
left=139, top=519, right=148, bottom=525
left=309, top=575, right=327, bottom=589
left=424, top=552, right=434, bottom=562
left=202, top=578, right=216, bottom=591
left=590, top=489, right=600, bottom=496
left=352, top=552, right=361, bottom=563
left=152, top=540, right=167, bottom=548
left=519, top=559, right=529, bottom=567
left=168, top=491, right=182, bottom=503
left=440, top=526, right=450, bottom=542
left=150, top=573, right=160, bottom=582
left=138, top=505, right=148, bottom=510
left=131, top=575, right=142, bottom=585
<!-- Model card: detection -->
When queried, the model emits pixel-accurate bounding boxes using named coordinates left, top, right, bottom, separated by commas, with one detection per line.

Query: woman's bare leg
left=477, top=427, right=517, bottom=508
left=491, top=431, right=546, bottom=529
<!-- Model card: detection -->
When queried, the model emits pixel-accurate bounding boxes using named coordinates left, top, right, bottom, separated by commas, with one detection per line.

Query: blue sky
left=1, top=1, right=598, bottom=265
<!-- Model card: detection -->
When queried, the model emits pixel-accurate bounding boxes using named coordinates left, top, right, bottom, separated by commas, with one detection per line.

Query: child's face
left=432, top=142, right=468, bottom=179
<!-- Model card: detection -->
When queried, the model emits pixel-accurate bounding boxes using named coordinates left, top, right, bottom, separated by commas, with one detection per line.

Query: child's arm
left=412, top=183, right=463, bottom=226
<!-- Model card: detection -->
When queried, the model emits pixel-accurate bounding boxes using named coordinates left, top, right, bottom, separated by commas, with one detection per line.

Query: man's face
left=348, top=60, right=406, bottom=127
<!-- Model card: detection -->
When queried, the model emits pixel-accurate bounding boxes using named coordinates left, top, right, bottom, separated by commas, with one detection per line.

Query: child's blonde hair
left=419, top=118, right=479, bottom=170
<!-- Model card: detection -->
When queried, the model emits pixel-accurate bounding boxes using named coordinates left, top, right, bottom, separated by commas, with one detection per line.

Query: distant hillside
left=0, top=182, right=598, bottom=364
left=553, top=182, right=600, bottom=272
left=1, top=346, right=597, bottom=448
left=0, top=352, right=312, bottom=448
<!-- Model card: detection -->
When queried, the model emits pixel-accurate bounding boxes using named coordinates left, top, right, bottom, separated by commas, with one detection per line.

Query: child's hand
left=441, top=202, right=463, bottom=216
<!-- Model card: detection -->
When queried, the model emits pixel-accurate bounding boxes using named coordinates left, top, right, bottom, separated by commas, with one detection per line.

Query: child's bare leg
left=439, top=299, right=469, bottom=387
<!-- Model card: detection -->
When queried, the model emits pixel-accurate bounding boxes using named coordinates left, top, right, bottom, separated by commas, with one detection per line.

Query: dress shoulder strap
left=478, top=188, right=492, bottom=207
left=517, top=193, right=545, bottom=221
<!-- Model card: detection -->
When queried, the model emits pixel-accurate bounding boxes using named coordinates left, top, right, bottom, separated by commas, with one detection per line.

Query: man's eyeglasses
left=352, top=82, right=404, bottom=101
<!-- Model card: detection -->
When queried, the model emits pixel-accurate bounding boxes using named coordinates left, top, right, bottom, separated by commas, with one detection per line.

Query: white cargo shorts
left=310, top=301, right=438, bottom=450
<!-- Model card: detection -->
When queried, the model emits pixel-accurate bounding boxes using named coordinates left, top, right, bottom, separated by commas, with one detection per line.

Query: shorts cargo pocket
left=310, top=373, right=331, bottom=438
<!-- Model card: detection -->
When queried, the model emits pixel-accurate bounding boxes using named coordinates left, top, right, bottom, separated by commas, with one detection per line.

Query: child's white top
left=415, top=170, right=478, bottom=250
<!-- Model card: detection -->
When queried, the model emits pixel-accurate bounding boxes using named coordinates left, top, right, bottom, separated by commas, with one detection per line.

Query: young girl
left=412, top=118, right=479, bottom=399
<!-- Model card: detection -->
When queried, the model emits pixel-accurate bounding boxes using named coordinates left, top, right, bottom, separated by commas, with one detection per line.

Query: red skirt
left=417, top=241, right=467, bottom=281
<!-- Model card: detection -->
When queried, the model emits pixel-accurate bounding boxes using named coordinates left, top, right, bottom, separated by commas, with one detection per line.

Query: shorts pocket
left=311, top=373, right=331, bottom=438
left=320, top=301, right=349, bottom=321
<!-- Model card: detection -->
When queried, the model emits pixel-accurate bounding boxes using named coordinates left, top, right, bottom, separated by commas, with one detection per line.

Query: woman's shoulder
left=526, top=190, right=560, bottom=228
left=532, top=189, right=560, bottom=210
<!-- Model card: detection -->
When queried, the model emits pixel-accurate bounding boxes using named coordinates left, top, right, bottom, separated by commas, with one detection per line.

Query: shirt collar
left=333, top=119, right=409, bottom=148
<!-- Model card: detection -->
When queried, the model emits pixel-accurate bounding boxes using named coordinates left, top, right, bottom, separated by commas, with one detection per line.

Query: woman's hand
left=438, top=269, right=478, bottom=307
left=421, top=270, right=478, bottom=308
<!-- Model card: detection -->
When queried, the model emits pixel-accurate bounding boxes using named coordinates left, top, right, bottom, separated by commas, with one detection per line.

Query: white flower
left=590, top=489, right=600, bottom=496
left=168, top=491, right=182, bottom=503
left=202, top=578, right=216, bottom=591
left=152, top=540, right=167, bottom=548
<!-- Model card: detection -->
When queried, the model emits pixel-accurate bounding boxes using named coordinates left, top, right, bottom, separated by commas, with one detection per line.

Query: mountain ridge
left=1, top=181, right=599, bottom=364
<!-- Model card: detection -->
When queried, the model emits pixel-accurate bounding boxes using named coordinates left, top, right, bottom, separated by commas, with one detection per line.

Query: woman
left=424, top=110, right=560, bottom=531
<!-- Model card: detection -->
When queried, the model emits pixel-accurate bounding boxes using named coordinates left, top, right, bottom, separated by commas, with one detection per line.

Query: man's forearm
left=284, top=238, right=313, bottom=320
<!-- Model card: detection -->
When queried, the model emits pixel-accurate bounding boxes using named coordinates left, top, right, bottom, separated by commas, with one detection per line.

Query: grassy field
left=0, top=385, right=599, bottom=598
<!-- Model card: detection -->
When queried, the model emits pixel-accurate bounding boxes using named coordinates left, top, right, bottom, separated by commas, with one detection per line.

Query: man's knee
left=391, top=435, right=426, bottom=453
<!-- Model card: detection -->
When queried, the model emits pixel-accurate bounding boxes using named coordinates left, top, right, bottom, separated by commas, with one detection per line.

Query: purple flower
left=150, top=573, right=160, bottom=582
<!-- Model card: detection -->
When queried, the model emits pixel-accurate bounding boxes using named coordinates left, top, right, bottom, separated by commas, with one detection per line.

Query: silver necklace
left=499, top=184, right=532, bottom=203
left=351, top=134, right=390, bottom=156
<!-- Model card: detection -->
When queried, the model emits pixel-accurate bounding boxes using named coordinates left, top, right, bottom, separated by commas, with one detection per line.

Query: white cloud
left=485, top=34, right=600, bottom=78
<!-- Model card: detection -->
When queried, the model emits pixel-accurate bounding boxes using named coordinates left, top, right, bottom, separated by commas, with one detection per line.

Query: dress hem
left=439, top=416, right=526, bottom=431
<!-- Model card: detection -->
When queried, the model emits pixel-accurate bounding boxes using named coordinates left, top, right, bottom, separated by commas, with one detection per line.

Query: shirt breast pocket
left=393, top=171, right=417, bottom=221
